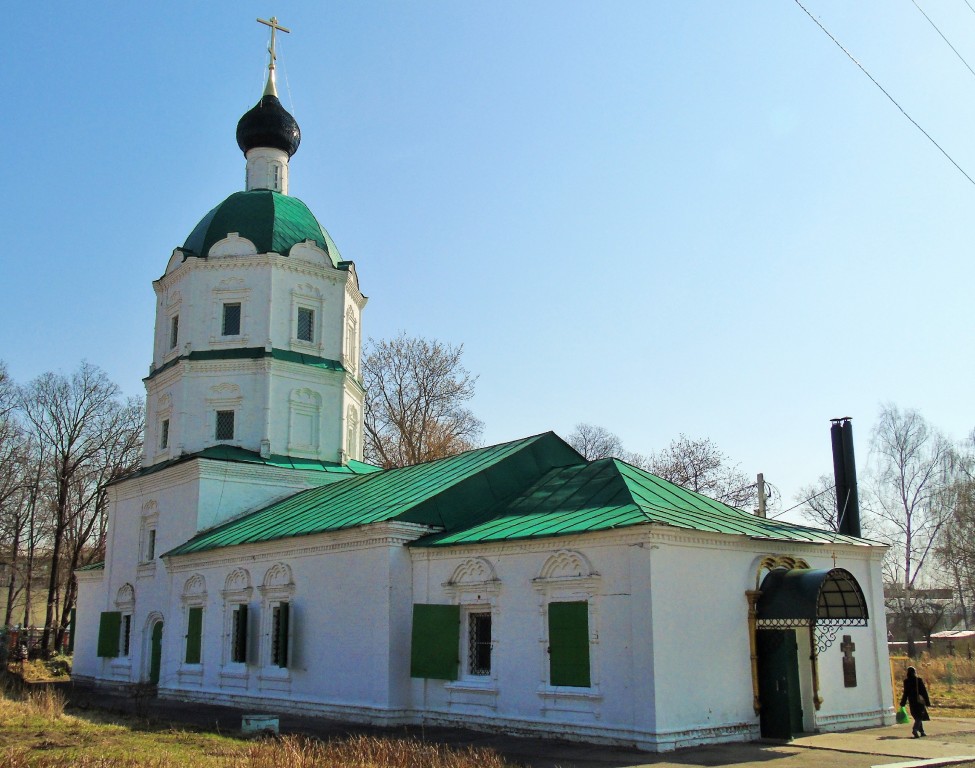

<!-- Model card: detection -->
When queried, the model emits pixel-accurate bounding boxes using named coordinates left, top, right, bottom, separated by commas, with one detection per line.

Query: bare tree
left=567, top=423, right=625, bottom=460
left=936, top=430, right=975, bottom=629
left=646, top=434, right=757, bottom=508
left=869, top=404, right=955, bottom=591
left=795, top=475, right=840, bottom=531
left=362, top=334, right=483, bottom=469
left=17, top=362, right=142, bottom=652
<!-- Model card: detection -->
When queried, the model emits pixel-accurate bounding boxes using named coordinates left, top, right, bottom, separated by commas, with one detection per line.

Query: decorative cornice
left=166, top=521, right=434, bottom=572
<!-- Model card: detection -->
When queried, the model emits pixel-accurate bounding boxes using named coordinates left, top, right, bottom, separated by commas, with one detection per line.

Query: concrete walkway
left=63, top=683, right=975, bottom=768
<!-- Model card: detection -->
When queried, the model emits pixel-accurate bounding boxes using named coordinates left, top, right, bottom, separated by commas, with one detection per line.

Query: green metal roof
left=115, top=445, right=380, bottom=487
left=414, top=458, right=872, bottom=547
left=164, top=433, right=583, bottom=557
left=77, top=561, right=105, bottom=572
left=182, top=190, right=343, bottom=264
left=163, top=433, right=877, bottom=559
left=145, top=347, right=345, bottom=382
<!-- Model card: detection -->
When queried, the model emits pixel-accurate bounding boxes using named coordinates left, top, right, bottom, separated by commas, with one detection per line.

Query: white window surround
left=206, top=384, right=243, bottom=448
left=346, top=404, right=359, bottom=463
left=161, top=291, right=182, bottom=363
left=220, top=568, right=253, bottom=686
left=258, top=563, right=296, bottom=690
left=532, top=550, right=603, bottom=704
left=289, top=284, right=323, bottom=355
left=209, top=281, right=250, bottom=346
left=153, top=395, right=173, bottom=462
left=344, top=307, right=359, bottom=373
left=443, top=558, right=501, bottom=693
left=179, top=574, right=207, bottom=680
left=288, top=389, right=321, bottom=455
left=137, top=502, right=159, bottom=578
left=111, top=584, right=136, bottom=675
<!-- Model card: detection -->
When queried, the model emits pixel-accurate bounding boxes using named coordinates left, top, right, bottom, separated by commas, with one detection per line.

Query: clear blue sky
left=3, top=1, right=973, bottom=517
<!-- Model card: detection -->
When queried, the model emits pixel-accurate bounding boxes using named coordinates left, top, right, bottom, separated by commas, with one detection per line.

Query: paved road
left=64, top=682, right=975, bottom=768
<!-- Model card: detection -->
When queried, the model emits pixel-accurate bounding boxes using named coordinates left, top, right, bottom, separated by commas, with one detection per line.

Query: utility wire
left=912, top=0, right=975, bottom=81
left=794, top=0, right=975, bottom=188
left=768, top=484, right=835, bottom=520
left=963, top=0, right=975, bottom=19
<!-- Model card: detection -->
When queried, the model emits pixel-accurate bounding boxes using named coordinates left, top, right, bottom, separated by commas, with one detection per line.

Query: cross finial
left=257, top=16, right=290, bottom=73
left=256, top=16, right=290, bottom=97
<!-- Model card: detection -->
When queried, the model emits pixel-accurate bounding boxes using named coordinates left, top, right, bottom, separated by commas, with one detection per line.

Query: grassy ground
left=0, top=680, right=515, bottom=768
left=891, top=655, right=975, bottom=718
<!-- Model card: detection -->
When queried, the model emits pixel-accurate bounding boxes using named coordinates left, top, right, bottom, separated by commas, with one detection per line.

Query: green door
left=757, top=629, right=803, bottom=739
left=149, top=621, right=163, bottom=686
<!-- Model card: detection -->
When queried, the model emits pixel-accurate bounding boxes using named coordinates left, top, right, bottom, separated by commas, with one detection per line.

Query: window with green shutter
left=548, top=601, right=591, bottom=687
left=410, top=604, right=460, bottom=680
left=271, top=603, right=289, bottom=668
left=97, top=611, right=122, bottom=658
left=185, top=606, right=203, bottom=664
left=231, top=604, right=248, bottom=664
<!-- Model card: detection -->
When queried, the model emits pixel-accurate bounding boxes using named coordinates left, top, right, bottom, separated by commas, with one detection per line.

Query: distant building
left=72, top=24, right=895, bottom=751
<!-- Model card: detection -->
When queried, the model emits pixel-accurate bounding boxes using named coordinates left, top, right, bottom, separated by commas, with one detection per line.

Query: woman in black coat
left=900, top=666, right=931, bottom=737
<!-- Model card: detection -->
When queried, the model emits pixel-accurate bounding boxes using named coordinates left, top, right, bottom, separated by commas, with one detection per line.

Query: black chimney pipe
left=830, top=417, right=861, bottom=538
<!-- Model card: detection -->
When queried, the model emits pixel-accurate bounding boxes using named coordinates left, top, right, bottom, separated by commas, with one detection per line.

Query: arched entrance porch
left=746, top=557, right=869, bottom=739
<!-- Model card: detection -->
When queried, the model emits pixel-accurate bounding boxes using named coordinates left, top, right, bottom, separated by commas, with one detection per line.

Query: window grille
left=160, top=419, right=169, bottom=450
left=215, top=410, right=235, bottom=441
left=271, top=603, right=289, bottom=668
left=121, top=614, right=131, bottom=656
left=170, top=315, right=179, bottom=349
left=468, top=612, right=491, bottom=676
left=146, top=529, right=156, bottom=560
left=222, top=303, right=241, bottom=336
left=231, top=605, right=248, bottom=664
left=297, top=307, right=314, bottom=342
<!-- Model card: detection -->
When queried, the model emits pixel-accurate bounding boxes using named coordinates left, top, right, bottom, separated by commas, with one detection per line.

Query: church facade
left=72, top=32, right=895, bottom=752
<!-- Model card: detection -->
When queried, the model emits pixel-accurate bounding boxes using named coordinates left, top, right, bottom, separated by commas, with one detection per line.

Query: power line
left=794, top=0, right=975, bottom=189
left=768, top=484, right=834, bottom=520
left=963, top=0, right=975, bottom=19
left=912, top=0, right=975, bottom=81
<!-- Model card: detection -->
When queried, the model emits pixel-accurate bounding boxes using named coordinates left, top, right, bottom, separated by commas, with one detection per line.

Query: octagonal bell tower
left=142, top=23, right=366, bottom=469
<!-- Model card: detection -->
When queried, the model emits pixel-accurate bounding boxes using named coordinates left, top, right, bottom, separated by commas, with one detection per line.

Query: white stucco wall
left=144, top=248, right=365, bottom=466
left=72, top=458, right=350, bottom=688
left=76, top=506, right=893, bottom=753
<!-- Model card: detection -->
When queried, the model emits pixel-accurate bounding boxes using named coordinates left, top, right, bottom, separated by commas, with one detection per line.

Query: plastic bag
left=896, top=706, right=910, bottom=724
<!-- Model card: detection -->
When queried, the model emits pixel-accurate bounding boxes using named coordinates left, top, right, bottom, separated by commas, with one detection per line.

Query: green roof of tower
left=181, top=190, right=342, bottom=264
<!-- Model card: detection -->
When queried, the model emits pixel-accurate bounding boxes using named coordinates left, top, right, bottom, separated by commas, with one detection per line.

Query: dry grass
left=0, top=682, right=518, bottom=768
left=891, top=655, right=975, bottom=718
left=234, top=733, right=513, bottom=768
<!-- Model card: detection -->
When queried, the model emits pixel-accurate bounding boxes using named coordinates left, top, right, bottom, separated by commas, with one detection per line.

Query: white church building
left=73, top=27, right=895, bottom=752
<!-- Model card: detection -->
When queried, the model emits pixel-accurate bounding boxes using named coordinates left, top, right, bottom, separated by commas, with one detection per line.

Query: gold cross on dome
left=257, top=16, right=290, bottom=71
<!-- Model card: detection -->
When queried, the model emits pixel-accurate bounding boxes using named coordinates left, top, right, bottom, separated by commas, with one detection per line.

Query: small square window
left=169, top=315, right=179, bottom=350
left=297, top=307, right=314, bottom=342
left=467, top=612, right=491, bottom=676
left=215, top=410, right=235, bottom=441
left=222, top=303, right=241, bottom=336
left=160, top=418, right=170, bottom=450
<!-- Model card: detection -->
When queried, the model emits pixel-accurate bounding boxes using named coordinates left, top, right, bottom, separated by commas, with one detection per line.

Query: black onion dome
left=236, top=94, right=301, bottom=157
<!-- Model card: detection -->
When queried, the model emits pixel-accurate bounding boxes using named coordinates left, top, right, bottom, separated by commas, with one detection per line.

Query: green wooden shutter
left=410, top=604, right=460, bottom=680
left=185, top=606, right=203, bottom=664
left=67, top=608, right=76, bottom=654
left=97, top=611, right=121, bottom=658
left=232, top=605, right=248, bottom=663
left=548, top=601, right=591, bottom=687
left=275, top=603, right=290, bottom=668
